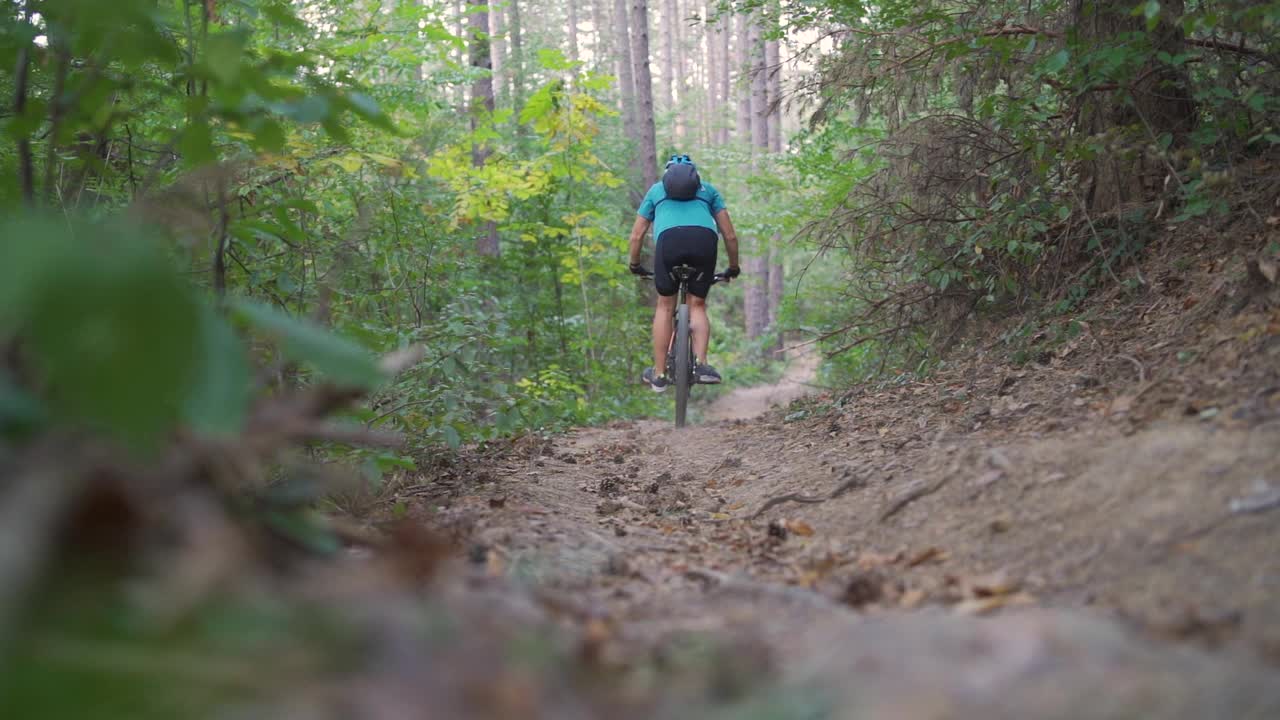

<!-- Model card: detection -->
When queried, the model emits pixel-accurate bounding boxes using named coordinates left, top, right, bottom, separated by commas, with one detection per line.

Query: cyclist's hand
left=630, top=263, right=653, bottom=277
left=723, top=265, right=741, bottom=280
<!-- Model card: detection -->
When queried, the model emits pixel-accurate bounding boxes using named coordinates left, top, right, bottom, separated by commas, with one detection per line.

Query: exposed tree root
left=879, top=476, right=953, bottom=523
left=748, top=474, right=866, bottom=520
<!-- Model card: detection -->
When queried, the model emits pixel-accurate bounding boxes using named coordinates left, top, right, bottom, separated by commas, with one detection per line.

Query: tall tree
left=468, top=0, right=499, bottom=256
left=765, top=22, right=784, bottom=350
left=567, top=0, right=580, bottom=65
left=592, top=0, right=610, bottom=70
left=733, top=12, right=751, bottom=142
left=673, top=0, right=687, bottom=142
left=743, top=14, right=769, bottom=340
left=509, top=0, right=526, bottom=121
left=488, top=1, right=506, bottom=106
left=660, top=0, right=676, bottom=119
left=614, top=0, right=640, bottom=201
left=630, top=0, right=659, bottom=193
left=704, top=1, right=718, bottom=145
left=716, top=5, right=730, bottom=145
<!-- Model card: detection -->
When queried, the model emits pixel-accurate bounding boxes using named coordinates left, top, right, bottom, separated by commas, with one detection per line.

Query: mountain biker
left=628, top=154, right=741, bottom=391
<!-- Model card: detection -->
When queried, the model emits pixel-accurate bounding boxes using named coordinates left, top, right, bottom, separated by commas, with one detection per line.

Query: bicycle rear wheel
left=674, top=304, right=691, bottom=428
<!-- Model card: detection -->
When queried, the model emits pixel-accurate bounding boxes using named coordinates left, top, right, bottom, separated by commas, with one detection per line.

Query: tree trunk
left=615, top=0, right=641, bottom=202
left=1073, top=0, right=1195, bottom=214
left=469, top=0, right=499, bottom=256
left=660, top=0, right=675, bottom=118
left=630, top=0, right=659, bottom=192
left=743, top=15, right=769, bottom=341
left=568, top=0, right=580, bottom=66
left=765, top=27, right=783, bottom=349
left=593, top=0, right=610, bottom=70
left=674, top=0, right=687, bottom=142
left=489, top=2, right=506, bottom=107
left=704, top=1, right=718, bottom=145
left=718, top=7, right=731, bottom=145
left=509, top=0, right=526, bottom=122
left=733, top=12, right=752, bottom=143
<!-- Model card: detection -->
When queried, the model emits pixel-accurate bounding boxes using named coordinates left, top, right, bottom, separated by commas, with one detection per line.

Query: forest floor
left=384, top=220, right=1280, bottom=718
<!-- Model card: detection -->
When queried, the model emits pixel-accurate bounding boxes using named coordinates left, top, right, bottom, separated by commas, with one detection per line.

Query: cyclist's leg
left=689, top=295, right=710, bottom=363
left=653, top=294, right=676, bottom=375
left=651, top=231, right=680, bottom=376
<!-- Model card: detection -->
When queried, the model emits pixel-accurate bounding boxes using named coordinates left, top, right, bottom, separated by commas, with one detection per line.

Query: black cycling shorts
left=654, top=226, right=718, bottom=298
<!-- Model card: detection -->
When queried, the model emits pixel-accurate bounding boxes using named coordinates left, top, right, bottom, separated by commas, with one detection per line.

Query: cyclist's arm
left=714, top=209, right=741, bottom=268
left=627, top=215, right=651, bottom=266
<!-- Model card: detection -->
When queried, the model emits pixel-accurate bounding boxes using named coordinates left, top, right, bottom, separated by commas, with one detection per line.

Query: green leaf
left=443, top=424, right=462, bottom=450
left=181, top=303, right=251, bottom=437
left=1042, top=49, right=1070, bottom=75
left=180, top=120, right=216, bottom=167
left=3, top=218, right=202, bottom=450
left=230, top=298, right=385, bottom=388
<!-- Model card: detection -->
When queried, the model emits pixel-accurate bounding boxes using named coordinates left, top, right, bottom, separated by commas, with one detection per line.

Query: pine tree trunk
left=704, top=1, right=717, bottom=145
left=489, top=2, right=506, bottom=107
left=660, top=0, right=675, bottom=118
left=721, top=6, right=732, bottom=144
left=567, top=0, right=580, bottom=65
left=592, top=0, right=610, bottom=69
left=469, top=0, right=499, bottom=256
left=733, top=12, right=751, bottom=143
left=743, top=15, right=769, bottom=341
left=674, top=0, right=686, bottom=142
left=630, top=0, right=659, bottom=192
left=615, top=0, right=641, bottom=202
left=765, top=28, right=783, bottom=348
left=509, top=0, right=525, bottom=122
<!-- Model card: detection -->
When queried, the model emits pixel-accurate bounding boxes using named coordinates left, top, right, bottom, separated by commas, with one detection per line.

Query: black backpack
left=662, top=163, right=700, bottom=200
left=657, top=163, right=712, bottom=211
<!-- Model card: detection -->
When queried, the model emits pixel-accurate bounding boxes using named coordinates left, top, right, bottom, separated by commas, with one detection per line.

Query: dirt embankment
left=393, top=216, right=1280, bottom=717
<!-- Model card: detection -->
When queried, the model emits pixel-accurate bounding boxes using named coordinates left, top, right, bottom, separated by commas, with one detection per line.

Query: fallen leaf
left=954, top=592, right=1036, bottom=616
left=788, top=520, right=815, bottom=537
left=969, top=570, right=1021, bottom=597
left=899, top=588, right=927, bottom=609
left=857, top=550, right=903, bottom=569
left=907, top=546, right=948, bottom=567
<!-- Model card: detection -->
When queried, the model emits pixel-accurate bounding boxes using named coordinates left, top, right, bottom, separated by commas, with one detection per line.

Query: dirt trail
left=409, top=242, right=1280, bottom=716
left=425, top=366, right=1280, bottom=716
left=704, top=350, right=820, bottom=421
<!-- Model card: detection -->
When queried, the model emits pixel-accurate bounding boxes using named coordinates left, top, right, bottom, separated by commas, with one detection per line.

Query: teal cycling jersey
left=637, top=181, right=726, bottom=242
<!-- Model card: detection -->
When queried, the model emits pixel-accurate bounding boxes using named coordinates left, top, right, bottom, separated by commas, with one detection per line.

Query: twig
left=879, top=476, right=952, bottom=523
left=1112, top=354, right=1146, bottom=384
left=748, top=473, right=866, bottom=519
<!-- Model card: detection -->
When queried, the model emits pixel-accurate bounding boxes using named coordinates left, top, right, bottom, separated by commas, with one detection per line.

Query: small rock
left=989, top=515, right=1013, bottom=534
left=767, top=519, right=789, bottom=540
left=488, top=496, right=506, bottom=509
left=596, top=499, right=624, bottom=516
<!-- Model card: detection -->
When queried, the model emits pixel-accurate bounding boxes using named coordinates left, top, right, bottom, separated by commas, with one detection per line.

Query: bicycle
left=638, top=264, right=731, bottom=428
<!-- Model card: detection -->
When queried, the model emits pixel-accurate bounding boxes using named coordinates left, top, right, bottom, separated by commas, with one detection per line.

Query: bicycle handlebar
left=631, top=266, right=737, bottom=283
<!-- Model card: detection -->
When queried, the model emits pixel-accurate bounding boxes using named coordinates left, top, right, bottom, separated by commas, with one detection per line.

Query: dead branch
left=879, top=476, right=953, bottom=523
left=749, top=474, right=866, bottom=519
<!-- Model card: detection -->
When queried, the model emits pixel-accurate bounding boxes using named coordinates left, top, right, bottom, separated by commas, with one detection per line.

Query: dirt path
left=406, top=259, right=1280, bottom=716
left=704, top=350, right=820, bottom=421
left=421, top=365, right=1280, bottom=716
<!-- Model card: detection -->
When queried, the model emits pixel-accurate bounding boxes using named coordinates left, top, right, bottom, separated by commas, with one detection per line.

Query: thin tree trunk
left=718, top=7, right=731, bottom=145
left=674, top=0, right=687, bottom=142
left=615, top=0, right=640, bottom=202
left=733, top=12, right=752, bottom=143
left=593, top=0, right=610, bottom=70
left=469, top=0, right=499, bottom=256
left=660, top=0, right=675, bottom=117
left=630, top=0, right=659, bottom=192
left=766, top=26, right=783, bottom=349
left=13, top=1, right=35, bottom=205
left=744, top=15, right=770, bottom=341
left=510, top=0, right=525, bottom=122
left=489, top=1, right=506, bottom=106
left=705, top=1, right=717, bottom=145
left=568, top=0, right=580, bottom=65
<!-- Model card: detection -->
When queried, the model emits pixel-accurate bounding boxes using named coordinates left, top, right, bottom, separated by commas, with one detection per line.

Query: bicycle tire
left=674, top=304, right=691, bottom=428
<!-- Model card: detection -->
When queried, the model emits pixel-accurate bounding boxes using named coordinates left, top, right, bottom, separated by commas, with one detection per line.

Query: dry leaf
left=858, top=550, right=903, bottom=569
left=899, top=588, right=927, bottom=609
left=954, top=592, right=1036, bottom=616
left=788, top=520, right=815, bottom=537
left=969, top=570, right=1021, bottom=598
left=907, top=546, right=948, bottom=567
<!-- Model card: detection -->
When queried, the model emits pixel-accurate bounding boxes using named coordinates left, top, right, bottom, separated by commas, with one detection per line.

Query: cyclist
left=628, top=154, right=741, bottom=391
